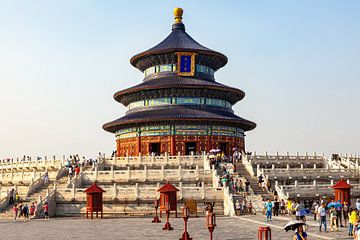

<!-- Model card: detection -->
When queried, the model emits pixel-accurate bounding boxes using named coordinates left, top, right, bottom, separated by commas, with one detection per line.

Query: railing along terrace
left=56, top=183, right=223, bottom=202
left=104, top=152, right=207, bottom=168
left=275, top=180, right=360, bottom=199
left=82, top=165, right=212, bottom=183
left=251, top=151, right=326, bottom=162
left=0, top=156, right=66, bottom=170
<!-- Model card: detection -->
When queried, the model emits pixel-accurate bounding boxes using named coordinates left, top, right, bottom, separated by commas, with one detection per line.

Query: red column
left=206, top=136, right=212, bottom=152
left=170, top=135, right=176, bottom=155
left=137, top=136, right=141, bottom=156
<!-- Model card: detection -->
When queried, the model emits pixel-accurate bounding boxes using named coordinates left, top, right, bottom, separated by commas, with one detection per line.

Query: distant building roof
left=84, top=183, right=106, bottom=193
left=157, top=183, right=179, bottom=193
left=332, top=179, right=353, bottom=189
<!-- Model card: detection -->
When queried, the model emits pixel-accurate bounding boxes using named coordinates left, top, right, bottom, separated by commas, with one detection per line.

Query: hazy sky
left=1, top=1, right=359, bottom=159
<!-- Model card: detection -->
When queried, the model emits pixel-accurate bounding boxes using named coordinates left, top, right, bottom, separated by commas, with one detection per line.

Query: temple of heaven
left=103, top=8, right=256, bottom=157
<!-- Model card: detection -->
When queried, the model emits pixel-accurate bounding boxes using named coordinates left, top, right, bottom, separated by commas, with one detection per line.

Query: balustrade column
left=113, top=183, right=117, bottom=200
left=178, top=165, right=182, bottom=181
left=164, top=151, right=169, bottom=164
left=177, top=151, right=181, bottom=164
left=195, top=165, right=199, bottom=181
left=179, top=182, right=183, bottom=199
left=257, top=164, right=260, bottom=176
left=314, top=164, right=316, bottom=170
left=190, top=151, right=194, bottom=165
left=151, top=153, right=155, bottom=165
left=271, top=164, right=275, bottom=170
left=201, top=181, right=205, bottom=199
left=138, top=153, right=142, bottom=164
left=313, top=180, right=317, bottom=193
left=95, top=166, right=98, bottom=182
left=127, top=166, right=131, bottom=181
left=286, top=164, right=290, bottom=171
left=144, top=165, right=148, bottom=181
left=134, top=183, right=139, bottom=199
left=161, top=165, right=165, bottom=181
left=294, top=180, right=298, bottom=192
left=300, top=164, right=303, bottom=170
left=72, top=183, right=76, bottom=199
left=111, top=165, right=114, bottom=179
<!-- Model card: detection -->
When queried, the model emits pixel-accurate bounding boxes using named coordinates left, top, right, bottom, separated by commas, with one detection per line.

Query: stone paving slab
left=0, top=215, right=354, bottom=240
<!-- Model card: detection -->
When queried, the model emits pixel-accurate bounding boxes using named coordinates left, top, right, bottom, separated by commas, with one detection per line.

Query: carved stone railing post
left=134, top=183, right=139, bottom=200
left=178, top=165, right=182, bottom=181
left=195, top=165, right=199, bottom=181
left=113, top=183, right=117, bottom=200
left=164, top=151, right=169, bottom=164
left=127, top=166, right=131, bottom=181
left=179, top=182, right=183, bottom=199
left=201, top=181, right=205, bottom=199
left=111, top=165, right=114, bottom=179
left=144, top=165, right=148, bottom=182
left=190, top=151, right=194, bottom=165
left=161, top=165, right=165, bottom=181
left=138, top=153, right=142, bottom=164
left=177, top=151, right=181, bottom=165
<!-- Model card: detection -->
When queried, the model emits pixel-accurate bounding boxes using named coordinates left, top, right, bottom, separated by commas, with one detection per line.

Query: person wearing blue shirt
left=294, top=225, right=307, bottom=240
left=265, top=199, right=273, bottom=221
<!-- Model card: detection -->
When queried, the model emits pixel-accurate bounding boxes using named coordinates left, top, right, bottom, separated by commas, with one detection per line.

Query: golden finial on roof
left=174, top=7, right=183, bottom=23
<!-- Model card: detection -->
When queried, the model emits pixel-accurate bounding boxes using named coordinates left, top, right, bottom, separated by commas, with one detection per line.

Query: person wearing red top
left=75, top=166, right=80, bottom=176
left=43, top=202, right=49, bottom=220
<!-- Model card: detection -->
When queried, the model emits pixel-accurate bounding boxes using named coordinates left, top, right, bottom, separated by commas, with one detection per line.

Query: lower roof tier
left=114, top=75, right=245, bottom=106
left=103, top=105, right=256, bottom=133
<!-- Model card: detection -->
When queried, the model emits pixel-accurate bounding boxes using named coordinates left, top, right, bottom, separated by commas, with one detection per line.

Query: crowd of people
left=262, top=197, right=360, bottom=239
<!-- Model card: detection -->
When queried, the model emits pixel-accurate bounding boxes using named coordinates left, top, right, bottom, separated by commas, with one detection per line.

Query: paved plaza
left=0, top=215, right=354, bottom=240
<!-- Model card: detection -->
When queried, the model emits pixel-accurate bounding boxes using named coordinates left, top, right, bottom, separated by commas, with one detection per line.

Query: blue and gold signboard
left=176, top=52, right=196, bottom=76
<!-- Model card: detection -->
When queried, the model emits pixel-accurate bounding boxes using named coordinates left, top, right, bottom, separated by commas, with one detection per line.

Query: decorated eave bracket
left=176, top=52, right=197, bottom=76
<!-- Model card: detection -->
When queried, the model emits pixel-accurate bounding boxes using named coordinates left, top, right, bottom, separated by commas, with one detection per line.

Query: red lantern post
left=179, top=204, right=192, bottom=240
left=206, top=212, right=216, bottom=240
left=152, top=199, right=161, bottom=223
left=162, top=201, right=174, bottom=230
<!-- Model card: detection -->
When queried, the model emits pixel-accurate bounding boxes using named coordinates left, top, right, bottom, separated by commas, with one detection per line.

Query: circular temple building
left=103, top=8, right=256, bottom=157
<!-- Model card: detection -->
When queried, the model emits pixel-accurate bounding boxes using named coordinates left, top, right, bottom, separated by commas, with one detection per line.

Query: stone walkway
left=0, top=215, right=354, bottom=239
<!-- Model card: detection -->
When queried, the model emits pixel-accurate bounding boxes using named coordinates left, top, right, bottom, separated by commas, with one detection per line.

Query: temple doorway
left=185, top=142, right=196, bottom=155
left=219, top=142, right=228, bottom=155
left=149, top=143, right=161, bottom=156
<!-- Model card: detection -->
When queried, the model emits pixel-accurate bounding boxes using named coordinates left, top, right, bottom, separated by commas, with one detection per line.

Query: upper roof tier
left=130, top=8, right=228, bottom=72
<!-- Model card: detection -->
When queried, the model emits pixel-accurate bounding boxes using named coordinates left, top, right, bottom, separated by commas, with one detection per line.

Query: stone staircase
left=234, top=162, right=272, bottom=200
left=0, top=173, right=69, bottom=220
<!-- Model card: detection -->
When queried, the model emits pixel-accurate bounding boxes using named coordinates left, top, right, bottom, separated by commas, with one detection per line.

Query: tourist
left=15, top=192, right=20, bottom=202
left=280, top=199, right=286, bottom=215
left=44, top=172, right=49, bottom=184
left=329, top=206, right=338, bottom=231
left=265, top=199, right=273, bottom=221
left=245, top=179, right=250, bottom=193
left=8, top=188, right=15, bottom=204
left=293, top=225, right=307, bottom=240
left=356, top=199, right=360, bottom=211
left=273, top=199, right=279, bottom=216
left=261, top=180, right=267, bottom=192
left=318, top=203, right=327, bottom=232
left=23, top=203, right=29, bottom=222
left=30, top=202, right=36, bottom=216
left=43, top=202, right=49, bottom=220
left=235, top=200, right=241, bottom=216
left=295, top=200, right=301, bottom=221
left=343, top=201, right=349, bottom=227
left=335, top=201, right=343, bottom=227
left=313, top=201, right=319, bottom=221
left=18, top=201, right=23, bottom=218
left=12, top=204, right=18, bottom=221
left=240, top=200, right=246, bottom=214
left=247, top=201, right=253, bottom=214
left=349, top=208, right=358, bottom=236
left=258, top=174, right=263, bottom=187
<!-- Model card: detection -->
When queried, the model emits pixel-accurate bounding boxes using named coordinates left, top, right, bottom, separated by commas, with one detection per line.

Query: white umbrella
left=283, top=220, right=305, bottom=232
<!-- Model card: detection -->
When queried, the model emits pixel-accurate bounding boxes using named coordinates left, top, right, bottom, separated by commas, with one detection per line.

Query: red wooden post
left=152, top=199, right=161, bottom=223
left=179, top=204, right=192, bottom=240
left=162, top=201, right=173, bottom=230
left=206, top=212, right=216, bottom=240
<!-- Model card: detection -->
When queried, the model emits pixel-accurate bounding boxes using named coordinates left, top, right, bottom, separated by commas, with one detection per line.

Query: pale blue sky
left=0, top=1, right=359, bottom=159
